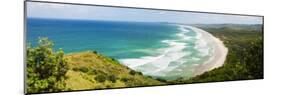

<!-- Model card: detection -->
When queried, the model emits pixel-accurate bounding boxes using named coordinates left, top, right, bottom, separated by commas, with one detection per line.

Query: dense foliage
left=172, top=25, right=263, bottom=83
left=27, top=38, right=69, bottom=93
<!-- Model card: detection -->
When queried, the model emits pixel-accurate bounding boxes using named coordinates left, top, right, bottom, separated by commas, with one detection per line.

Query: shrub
left=88, top=69, right=98, bottom=75
left=129, top=70, right=137, bottom=75
left=79, top=67, right=89, bottom=73
left=72, top=67, right=79, bottom=71
left=108, top=75, right=117, bottom=83
left=111, top=58, right=117, bottom=61
left=120, top=77, right=129, bottom=82
left=156, top=78, right=167, bottom=82
left=95, top=74, right=107, bottom=82
left=106, top=85, right=112, bottom=88
left=137, top=71, right=143, bottom=75
left=92, top=50, right=97, bottom=54
left=129, top=70, right=143, bottom=75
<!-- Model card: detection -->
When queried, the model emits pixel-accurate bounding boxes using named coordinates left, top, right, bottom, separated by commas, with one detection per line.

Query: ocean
left=27, top=18, right=213, bottom=80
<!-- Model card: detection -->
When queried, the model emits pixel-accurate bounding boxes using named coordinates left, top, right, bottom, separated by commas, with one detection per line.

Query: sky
left=26, top=2, right=263, bottom=24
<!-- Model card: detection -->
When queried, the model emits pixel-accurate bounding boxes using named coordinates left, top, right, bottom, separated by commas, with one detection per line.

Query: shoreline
left=186, top=26, right=228, bottom=77
left=64, top=25, right=228, bottom=79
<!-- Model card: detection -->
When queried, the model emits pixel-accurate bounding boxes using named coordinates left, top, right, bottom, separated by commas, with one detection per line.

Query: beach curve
left=118, top=24, right=228, bottom=79
left=186, top=26, right=228, bottom=76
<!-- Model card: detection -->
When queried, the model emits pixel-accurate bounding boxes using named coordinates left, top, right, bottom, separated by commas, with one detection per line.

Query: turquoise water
left=27, top=18, right=213, bottom=80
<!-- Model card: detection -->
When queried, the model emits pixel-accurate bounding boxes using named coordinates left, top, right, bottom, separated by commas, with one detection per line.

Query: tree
left=27, top=37, right=69, bottom=93
left=244, top=37, right=263, bottom=79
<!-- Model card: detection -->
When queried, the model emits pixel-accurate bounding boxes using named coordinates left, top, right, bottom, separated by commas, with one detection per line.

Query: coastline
left=64, top=25, right=228, bottom=79
left=186, top=26, right=228, bottom=76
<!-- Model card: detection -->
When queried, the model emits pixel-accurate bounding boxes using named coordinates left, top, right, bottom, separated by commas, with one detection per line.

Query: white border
left=1, top=0, right=280, bottom=95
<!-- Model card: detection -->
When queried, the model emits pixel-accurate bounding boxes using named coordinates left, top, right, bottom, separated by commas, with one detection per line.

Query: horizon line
left=27, top=17, right=263, bottom=25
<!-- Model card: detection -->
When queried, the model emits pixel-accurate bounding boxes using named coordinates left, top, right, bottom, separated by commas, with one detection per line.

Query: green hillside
left=26, top=38, right=164, bottom=94
left=64, top=51, right=164, bottom=90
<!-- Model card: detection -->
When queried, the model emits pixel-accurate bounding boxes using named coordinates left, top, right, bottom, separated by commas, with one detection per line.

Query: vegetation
left=27, top=24, right=263, bottom=93
left=64, top=51, right=164, bottom=90
left=95, top=74, right=107, bottom=82
left=26, top=37, right=69, bottom=93
left=108, top=75, right=117, bottom=83
left=27, top=38, right=164, bottom=93
left=171, top=24, right=263, bottom=83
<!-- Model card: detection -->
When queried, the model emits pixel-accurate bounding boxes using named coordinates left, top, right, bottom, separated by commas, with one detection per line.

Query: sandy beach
left=186, top=26, right=228, bottom=76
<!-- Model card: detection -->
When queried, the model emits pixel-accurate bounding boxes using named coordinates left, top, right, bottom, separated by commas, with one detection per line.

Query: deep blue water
left=27, top=18, right=177, bottom=59
left=26, top=18, right=212, bottom=79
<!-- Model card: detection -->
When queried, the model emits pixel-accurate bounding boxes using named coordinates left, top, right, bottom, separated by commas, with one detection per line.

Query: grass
left=64, top=51, right=164, bottom=91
